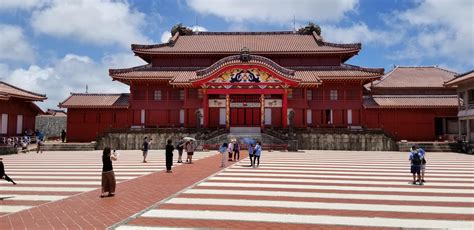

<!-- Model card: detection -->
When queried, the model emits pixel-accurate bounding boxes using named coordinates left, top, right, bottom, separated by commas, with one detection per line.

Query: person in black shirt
left=61, top=130, right=66, bottom=143
left=101, top=147, right=117, bottom=197
left=142, top=137, right=149, bottom=163
left=0, top=158, right=16, bottom=185
left=166, top=139, right=174, bottom=173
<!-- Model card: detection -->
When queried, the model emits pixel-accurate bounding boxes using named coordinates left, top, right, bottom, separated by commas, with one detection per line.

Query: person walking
left=142, top=137, right=149, bottom=163
left=219, top=142, right=228, bottom=167
left=0, top=158, right=16, bottom=185
left=228, top=140, right=234, bottom=161
left=418, top=146, right=427, bottom=183
left=185, top=140, right=197, bottom=164
left=248, top=143, right=254, bottom=167
left=233, top=140, right=240, bottom=161
left=36, top=130, right=44, bottom=154
left=409, top=146, right=422, bottom=185
left=165, top=139, right=174, bottom=173
left=253, top=141, right=262, bottom=168
left=101, top=147, right=117, bottom=197
left=176, top=137, right=185, bottom=163
left=61, top=130, right=66, bottom=143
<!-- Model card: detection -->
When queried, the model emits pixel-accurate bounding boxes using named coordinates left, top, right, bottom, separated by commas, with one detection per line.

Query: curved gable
left=191, top=55, right=302, bottom=87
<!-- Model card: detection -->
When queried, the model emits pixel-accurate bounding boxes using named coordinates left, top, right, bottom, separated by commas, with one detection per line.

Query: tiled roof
left=110, top=62, right=383, bottom=86
left=444, top=70, right=474, bottom=87
left=371, top=66, right=457, bottom=89
left=59, top=93, right=129, bottom=109
left=0, top=81, right=47, bottom=101
left=363, top=95, right=458, bottom=108
left=132, top=31, right=361, bottom=54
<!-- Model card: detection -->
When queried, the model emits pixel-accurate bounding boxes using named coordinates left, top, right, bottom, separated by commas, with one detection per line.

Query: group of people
left=409, top=145, right=427, bottom=185
left=219, top=140, right=261, bottom=168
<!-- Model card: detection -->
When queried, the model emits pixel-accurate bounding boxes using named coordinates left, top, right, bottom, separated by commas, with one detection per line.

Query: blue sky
left=0, top=0, right=472, bottom=110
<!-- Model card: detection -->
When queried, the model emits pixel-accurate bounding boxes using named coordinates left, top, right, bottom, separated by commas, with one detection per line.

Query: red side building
left=0, top=81, right=46, bottom=137
left=59, top=26, right=458, bottom=143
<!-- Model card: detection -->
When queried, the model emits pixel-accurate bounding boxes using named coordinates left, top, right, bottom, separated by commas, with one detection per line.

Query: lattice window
left=306, top=90, right=313, bottom=100
left=330, top=90, right=338, bottom=101
left=154, top=90, right=162, bottom=101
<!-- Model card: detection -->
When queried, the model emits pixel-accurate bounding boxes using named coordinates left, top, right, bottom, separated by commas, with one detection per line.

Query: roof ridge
left=396, top=65, right=458, bottom=75
left=69, top=93, right=129, bottom=96
left=0, top=81, right=47, bottom=99
left=187, top=31, right=296, bottom=35
left=455, top=70, right=474, bottom=78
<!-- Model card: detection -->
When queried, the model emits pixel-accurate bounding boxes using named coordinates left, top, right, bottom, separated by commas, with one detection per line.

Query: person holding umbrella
left=184, top=138, right=197, bottom=164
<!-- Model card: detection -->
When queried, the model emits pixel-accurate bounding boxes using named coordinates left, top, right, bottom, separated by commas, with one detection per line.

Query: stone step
left=41, top=143, right=95, bottom=151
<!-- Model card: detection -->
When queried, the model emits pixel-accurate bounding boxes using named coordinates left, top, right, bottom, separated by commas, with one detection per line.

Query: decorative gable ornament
left=240, top=47, right=251, bottom=62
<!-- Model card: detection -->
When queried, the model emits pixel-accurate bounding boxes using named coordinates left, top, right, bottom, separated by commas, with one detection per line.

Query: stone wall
left=35, top=116, right=67, bottom=139
left=296, top=133, right=398, bottom=151
left=96, top=132, right=200, bottom=150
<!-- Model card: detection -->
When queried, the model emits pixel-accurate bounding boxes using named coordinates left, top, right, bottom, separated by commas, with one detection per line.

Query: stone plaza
left=0, top=150, right=472, bottom=229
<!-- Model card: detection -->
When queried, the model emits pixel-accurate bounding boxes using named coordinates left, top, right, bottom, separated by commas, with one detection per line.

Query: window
left=306, top=110, right=312, bottom=124
left=1, top=114, right=7, bottom=134
left=154, top=90, right=162, bottom=101
left=16, top=115, right=23, bottom=134
left=140, top=109, right=145, bottom=124
left=179, top=109, right=185, bottom=124
left=330, top=90, right=338, bottom=101
left=179, top=90, right=184, bottom=100
left=306, top=90, right=313, bottom=100
left=347, top=109, right=352, bottom=125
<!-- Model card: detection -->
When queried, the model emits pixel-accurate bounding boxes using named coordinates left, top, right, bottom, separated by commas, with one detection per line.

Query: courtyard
left=0, top=150, right=472, bottom=229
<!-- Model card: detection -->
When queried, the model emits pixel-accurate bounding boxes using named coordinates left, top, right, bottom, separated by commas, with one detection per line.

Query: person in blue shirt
left=219, top=143, right=228, bottom=168
left=409, top=146, right=422, bottom=185
left=253, top=141, right=262, bottom=168
left=36, top=130, right=44, bottom=154
left=248, top=144, right=254, bottom=167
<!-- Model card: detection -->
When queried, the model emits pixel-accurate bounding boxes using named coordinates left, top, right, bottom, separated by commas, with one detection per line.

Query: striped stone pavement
left=117, top=151, right=474, bottom=229
left=0, top=150, right=214, bottom=216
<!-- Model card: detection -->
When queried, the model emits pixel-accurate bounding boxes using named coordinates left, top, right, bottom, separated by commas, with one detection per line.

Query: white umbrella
left=183, top=137, right=196, bottom=141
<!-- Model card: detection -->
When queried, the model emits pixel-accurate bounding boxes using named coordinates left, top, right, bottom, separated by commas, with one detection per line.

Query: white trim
left=17, top=115, right=23, bottom=134
left=140, top=109, right=145, bottom=124
left=1, top=114, right=8, bottom=134
left=306, top=109, right=312, bottom=124
left=347, top=109, right=352, bottom=124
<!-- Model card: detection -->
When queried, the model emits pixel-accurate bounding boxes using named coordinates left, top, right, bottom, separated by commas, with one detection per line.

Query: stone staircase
left=202, top=127, right=288, bottom=150
left=41, top=142, right=96, bottom=151
left=398, top=142, right=458, bottom=152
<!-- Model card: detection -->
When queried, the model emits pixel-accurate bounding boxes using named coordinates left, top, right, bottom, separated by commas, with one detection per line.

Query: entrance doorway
left=230, top=95, right=260, bottom=126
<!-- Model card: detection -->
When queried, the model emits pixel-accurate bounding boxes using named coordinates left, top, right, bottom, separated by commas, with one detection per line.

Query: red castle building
left=0, top=81, right=46, bottom=137
left=59, top=25, right=458, bottom=143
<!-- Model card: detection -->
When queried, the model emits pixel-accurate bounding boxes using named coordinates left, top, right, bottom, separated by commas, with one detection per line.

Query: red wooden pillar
left=183, top=88, right=188, bottom=128
left=226, top=94, right=230, bottom=130
left=260, top=94, right=265, bottom=130
left=282, top=89, right=288, bottom=128
left=203, top=89, right=209, bottom=128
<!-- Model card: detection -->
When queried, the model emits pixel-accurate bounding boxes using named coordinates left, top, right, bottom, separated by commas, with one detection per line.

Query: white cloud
left=191, top=26, right=208, bottom=32
left=31, top=0, right=151, bottom=47
left=0, top=24, right=35, bottom=62
left=160, top=31, right=172, bottom=43
left=0, top=0, right=49, bottom=10
left=323, top=23, right=403, bottom=45
left=391, top=0, right=474, bottom=65
left=186, top=0, right=358, bottom=24
left=160, top=26, right=208, bottom=43
left=1, top=52, right=145, bottom=110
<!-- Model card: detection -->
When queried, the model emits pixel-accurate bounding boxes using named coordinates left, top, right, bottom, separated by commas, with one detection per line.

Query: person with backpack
left=418, top=146, right=427, bottom=183
left=253, top=141, right=262, bottom=168
left=233, top=140, right=240, bottom=161
left=409, top=146, right=423, bottom=185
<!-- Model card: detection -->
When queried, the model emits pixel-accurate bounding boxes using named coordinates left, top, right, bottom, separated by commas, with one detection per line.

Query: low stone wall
left=35, top=116, right=67, bottom=139
left=0, top=146, right=18, bottom=155
left=296, top=133, right=398, bottom=151
left=96, top=132, right=199, bottom=150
